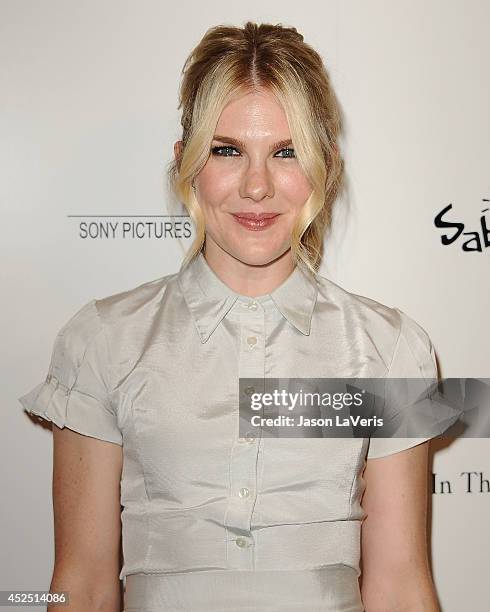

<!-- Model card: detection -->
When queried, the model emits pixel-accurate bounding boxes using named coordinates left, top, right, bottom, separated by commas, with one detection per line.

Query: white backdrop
left=2, top=1, right=489, bottom=610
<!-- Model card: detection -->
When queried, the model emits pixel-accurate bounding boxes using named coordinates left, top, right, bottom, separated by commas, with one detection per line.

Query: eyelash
left=210, top=145, right=296, bottom=159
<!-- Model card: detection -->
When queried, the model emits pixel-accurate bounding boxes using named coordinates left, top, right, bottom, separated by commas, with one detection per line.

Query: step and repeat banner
left=3, top=1, right=488, bottom=610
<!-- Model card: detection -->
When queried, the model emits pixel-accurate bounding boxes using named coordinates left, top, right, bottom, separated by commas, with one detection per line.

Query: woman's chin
left=226, top=245, right=288, bottom=267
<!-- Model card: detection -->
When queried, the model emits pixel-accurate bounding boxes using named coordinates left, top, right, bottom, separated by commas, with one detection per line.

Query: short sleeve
left=366, top=307, right=439, bottom=459
left=18, top=299, right=122, bottom=445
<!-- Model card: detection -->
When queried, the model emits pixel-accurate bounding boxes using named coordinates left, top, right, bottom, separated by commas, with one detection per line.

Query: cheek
left=196, top=162, right=238, bottom=207
left=276, top=167, right=313, bottom=208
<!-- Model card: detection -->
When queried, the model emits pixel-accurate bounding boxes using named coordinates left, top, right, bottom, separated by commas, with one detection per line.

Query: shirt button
left=248, top=301, right=258, bottom=311
left=236, top=537, right=251, bottom=548
left=238, top=487, right=250, bottom=498
left=247, top=336, right=257, bottom=347
left=238, top=432, right=256, bottom=444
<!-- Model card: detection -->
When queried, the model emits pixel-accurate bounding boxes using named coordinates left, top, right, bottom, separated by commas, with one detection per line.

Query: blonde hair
left=167, top=21, right=344, bottom=275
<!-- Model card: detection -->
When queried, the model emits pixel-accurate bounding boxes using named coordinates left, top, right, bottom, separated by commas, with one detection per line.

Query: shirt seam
left=50, top=300, right=111, bottom=410
left=127, top=393, right=152, bottom=573
left=386, top=308, right=404, bottom=377
left=92, top=298, right=117, bottom=395
left=347, top=442, right=365, bottom=520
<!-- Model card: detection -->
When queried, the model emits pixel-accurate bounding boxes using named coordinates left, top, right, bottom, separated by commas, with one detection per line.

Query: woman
left=20, top=22, right=440, bottom=611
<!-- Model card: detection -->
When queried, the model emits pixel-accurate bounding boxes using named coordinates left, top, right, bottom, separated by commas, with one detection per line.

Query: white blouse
left=19, top=252, right=438, bottom=611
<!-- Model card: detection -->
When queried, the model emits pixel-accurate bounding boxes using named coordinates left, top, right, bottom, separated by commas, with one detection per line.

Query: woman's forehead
left=215, top=89, right=290, bottom=138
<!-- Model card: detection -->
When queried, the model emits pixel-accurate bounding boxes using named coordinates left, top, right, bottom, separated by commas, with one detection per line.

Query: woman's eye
left=275, top=148, right=296, bottom=158
left=210, top=146, right=296, bottom=158
left=211, top=146, right=240, bottom=157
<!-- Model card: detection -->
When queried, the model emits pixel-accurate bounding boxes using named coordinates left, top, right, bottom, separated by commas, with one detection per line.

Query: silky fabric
left=123, top=566, right=364, bottom=611
left=19, top=252, right=439, bottom=611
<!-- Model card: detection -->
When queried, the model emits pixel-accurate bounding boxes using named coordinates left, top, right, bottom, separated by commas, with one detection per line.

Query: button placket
left=224, top=305, right=265, bottom=569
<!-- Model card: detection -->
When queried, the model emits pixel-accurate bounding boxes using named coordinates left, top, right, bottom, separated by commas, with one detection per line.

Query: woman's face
left=186, top=87, right=313, bottom=267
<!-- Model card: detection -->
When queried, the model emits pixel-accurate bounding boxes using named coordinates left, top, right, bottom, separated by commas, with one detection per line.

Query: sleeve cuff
left=19, top=376, right=123, bottom=446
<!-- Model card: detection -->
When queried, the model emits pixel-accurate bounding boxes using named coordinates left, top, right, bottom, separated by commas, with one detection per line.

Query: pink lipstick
left=232, top=212, right=280, bottom=231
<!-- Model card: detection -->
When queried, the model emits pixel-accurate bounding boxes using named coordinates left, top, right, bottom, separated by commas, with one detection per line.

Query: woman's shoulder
left=92, top=270, right=179, bottom=326
left=315, top=272, right=399, bottom=319
left=314, top=273, right=434, bottom=362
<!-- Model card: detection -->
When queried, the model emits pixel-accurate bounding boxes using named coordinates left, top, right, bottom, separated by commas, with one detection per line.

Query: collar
left=177, top=251, right=319, bottom=343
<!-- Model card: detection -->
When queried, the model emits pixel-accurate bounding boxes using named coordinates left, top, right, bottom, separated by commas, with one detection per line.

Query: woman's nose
left=239, top=161, right=275, bottom=201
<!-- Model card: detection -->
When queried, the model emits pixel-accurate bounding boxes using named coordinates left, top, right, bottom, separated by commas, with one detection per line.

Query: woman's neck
left=202, top=243, right=295, bottom=298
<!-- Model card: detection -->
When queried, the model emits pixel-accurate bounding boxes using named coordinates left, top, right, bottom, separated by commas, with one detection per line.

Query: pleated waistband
left=124, top=566, right=364, bottom=612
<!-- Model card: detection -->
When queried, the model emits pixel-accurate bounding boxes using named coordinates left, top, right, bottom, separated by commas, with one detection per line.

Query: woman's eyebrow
left=212, top=135, right=293, bottom=153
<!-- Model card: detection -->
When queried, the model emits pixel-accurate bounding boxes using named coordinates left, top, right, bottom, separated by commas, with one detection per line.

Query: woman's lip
left=232, top=214, right=280, bottom=231
left=232, top=213, right=280, bottom=220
